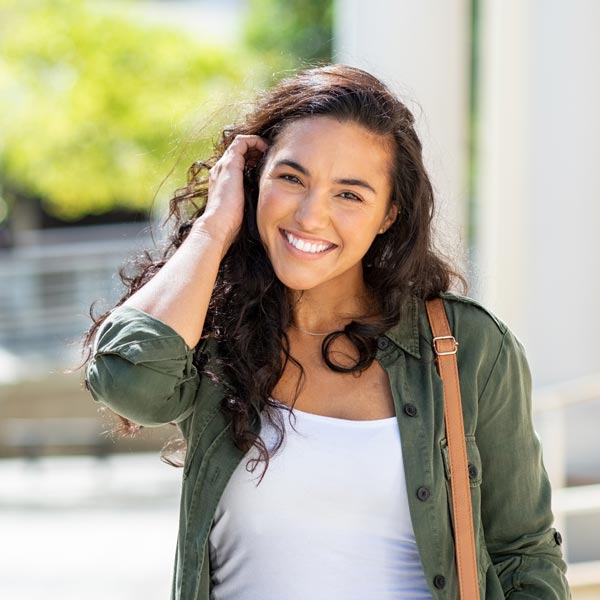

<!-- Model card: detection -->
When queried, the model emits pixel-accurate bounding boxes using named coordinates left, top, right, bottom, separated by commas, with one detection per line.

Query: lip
left=279, top=228, right=337, bottom=246
left=279, top=228, right=337, bottom=259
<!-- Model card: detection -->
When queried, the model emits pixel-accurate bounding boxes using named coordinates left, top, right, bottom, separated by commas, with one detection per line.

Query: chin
left=270, top=268, right=321, bottom=292
left=273, top=275, right=314, bottom=292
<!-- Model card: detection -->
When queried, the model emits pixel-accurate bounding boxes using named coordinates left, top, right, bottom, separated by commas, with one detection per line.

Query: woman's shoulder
left=387, top=292, right=519, bottom=363
left=437, top=291, right=508, bottom=335
left=416, top=293, right=532, bottom=401
left=412, top=291, right=527, bottom=362
left=432, top=291, right=528, bottom=362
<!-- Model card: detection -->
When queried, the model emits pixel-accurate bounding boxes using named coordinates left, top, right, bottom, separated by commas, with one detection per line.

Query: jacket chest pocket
left=440, top=435, right=483, bottom=488
left=440, top=435, right=490, bottom=583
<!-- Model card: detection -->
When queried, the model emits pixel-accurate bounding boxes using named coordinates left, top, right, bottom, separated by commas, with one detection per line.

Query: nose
left=294, top=189, right=330, bottom=231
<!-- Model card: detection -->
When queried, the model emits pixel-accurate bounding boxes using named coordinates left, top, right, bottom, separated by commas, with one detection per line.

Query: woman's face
left=256, top=116, right=397, bottom=295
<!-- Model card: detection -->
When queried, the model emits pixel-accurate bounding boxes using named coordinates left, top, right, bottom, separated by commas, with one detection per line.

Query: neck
left=288, top=278, right=378, bottom=334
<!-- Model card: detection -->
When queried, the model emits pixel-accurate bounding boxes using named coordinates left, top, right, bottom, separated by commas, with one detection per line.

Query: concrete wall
left=476, top=0, right=600, bottom=385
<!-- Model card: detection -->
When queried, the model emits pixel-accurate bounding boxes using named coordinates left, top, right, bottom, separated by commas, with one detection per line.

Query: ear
left=378, top=202, right=398, bottom=234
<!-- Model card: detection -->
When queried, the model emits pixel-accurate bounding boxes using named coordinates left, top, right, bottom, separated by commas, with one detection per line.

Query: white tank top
left=208, top=402, right=433, bottom=600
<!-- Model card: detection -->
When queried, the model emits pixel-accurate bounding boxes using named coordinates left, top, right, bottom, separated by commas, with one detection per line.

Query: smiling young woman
left=82, top=65, right=570, bottom=599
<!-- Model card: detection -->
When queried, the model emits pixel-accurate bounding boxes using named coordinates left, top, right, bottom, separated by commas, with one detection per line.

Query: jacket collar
left=383, top=294, right=421, bottom=359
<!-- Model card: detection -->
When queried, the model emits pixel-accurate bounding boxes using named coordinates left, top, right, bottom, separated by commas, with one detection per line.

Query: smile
left=280, top=229, right=337, bottom=256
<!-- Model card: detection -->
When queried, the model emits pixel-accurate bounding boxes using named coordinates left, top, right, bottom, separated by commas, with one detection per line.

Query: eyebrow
left=273, top=159, right=377, bottom=194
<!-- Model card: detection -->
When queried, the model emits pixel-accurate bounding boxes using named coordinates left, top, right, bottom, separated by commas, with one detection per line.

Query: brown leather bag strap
left=425, top=297, right=480, bottom=600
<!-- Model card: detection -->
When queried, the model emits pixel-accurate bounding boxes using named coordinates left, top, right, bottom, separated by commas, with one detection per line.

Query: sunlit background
left=0, top=0, right=598, bottom=598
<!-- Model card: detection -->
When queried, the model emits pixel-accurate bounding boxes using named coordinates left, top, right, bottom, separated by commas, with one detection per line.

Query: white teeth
left=284, top=231, right=333, bottom=254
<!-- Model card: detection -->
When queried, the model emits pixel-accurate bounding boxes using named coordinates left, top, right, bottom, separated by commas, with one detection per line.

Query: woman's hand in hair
left=195, top=135, right=269, bottom=253
left=120, top=135, right=267, bottom=347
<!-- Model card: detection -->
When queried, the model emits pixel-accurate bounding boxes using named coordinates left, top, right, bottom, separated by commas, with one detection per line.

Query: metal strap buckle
left=432, top=335, right=459, bottom=356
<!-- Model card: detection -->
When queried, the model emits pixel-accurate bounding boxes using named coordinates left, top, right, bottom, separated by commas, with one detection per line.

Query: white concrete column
left=476, top=0, right=600, bottom=385
left=334, top=0, right=471, bottom=267
left=474, top=0, right=534, bottom=336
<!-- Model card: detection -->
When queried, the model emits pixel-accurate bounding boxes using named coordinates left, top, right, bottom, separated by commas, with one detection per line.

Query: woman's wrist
left=189, top=217, right=236, bottom=256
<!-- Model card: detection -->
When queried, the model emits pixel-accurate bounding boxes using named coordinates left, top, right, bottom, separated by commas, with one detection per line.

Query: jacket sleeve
left=85, top=305, right=201, bottom=426
left=475, top=328, right=571, bottom=598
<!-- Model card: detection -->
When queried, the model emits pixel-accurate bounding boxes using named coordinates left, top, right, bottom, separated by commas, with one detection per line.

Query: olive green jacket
left=86, top=292, right=570, bottom=599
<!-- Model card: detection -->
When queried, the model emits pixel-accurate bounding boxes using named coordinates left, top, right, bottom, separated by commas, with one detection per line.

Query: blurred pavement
left=0, top=453, right=181, bottom=600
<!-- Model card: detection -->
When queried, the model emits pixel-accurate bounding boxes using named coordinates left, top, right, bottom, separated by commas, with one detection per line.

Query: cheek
left=256, top=186, right=280, bottom=243
left=257, top=184, right=290, bottom=228
left=337, top=211, right=380, bottom=245
left=255, top=194, right=268, bottom=242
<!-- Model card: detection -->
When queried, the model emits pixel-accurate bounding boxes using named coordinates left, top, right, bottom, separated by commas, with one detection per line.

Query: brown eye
left=339, top=191, right=362, bottom=202
left=280, top=174, right=301, bottom=184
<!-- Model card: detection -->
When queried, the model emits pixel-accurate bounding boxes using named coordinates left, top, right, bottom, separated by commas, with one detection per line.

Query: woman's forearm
left=123, top=219, right=229, bottom=349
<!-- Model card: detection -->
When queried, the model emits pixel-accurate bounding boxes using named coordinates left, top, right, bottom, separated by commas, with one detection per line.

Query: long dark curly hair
left=82, top=64, right=466, bottom=478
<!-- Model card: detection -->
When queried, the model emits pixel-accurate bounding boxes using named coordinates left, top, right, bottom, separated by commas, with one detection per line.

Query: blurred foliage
left=0, top=0, right=261, bottom=220
left=244, top=0, right=333, bottom=70
left=0, top=0, right=334, bottom=221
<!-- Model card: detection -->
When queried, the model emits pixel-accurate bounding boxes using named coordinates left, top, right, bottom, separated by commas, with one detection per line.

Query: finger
left=244, top=147, right=268, bottom=168
left=227, top=135, right=269, bottom=156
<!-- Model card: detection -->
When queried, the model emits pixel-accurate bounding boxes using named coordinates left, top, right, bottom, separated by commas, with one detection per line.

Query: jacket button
left=376, top=337, right=390, bottom=350
left=554, top=531, right=563, bottom=545
left=468, top=463, right=478, bottom=480
left=417, top=486, right=431, bottom=501
left=433, top=574, right=446, bottom=589
left=403, top=403, right=418, bottom=417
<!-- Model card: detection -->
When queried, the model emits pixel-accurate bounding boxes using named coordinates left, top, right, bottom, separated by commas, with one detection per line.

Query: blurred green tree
left=0, top=0, right=258, bottom=221
left=244, top=0, right=333, bottom=69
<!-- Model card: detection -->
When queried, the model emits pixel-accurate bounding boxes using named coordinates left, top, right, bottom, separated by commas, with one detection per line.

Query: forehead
left=268, top=116, right=394, bottom=182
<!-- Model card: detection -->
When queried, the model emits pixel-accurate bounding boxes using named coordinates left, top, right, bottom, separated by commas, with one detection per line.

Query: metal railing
left=0, top=223, right=155, bottom=378
left=533, top=373, right=600, bottom=586
left=534, top=374, right=600, bottom=491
